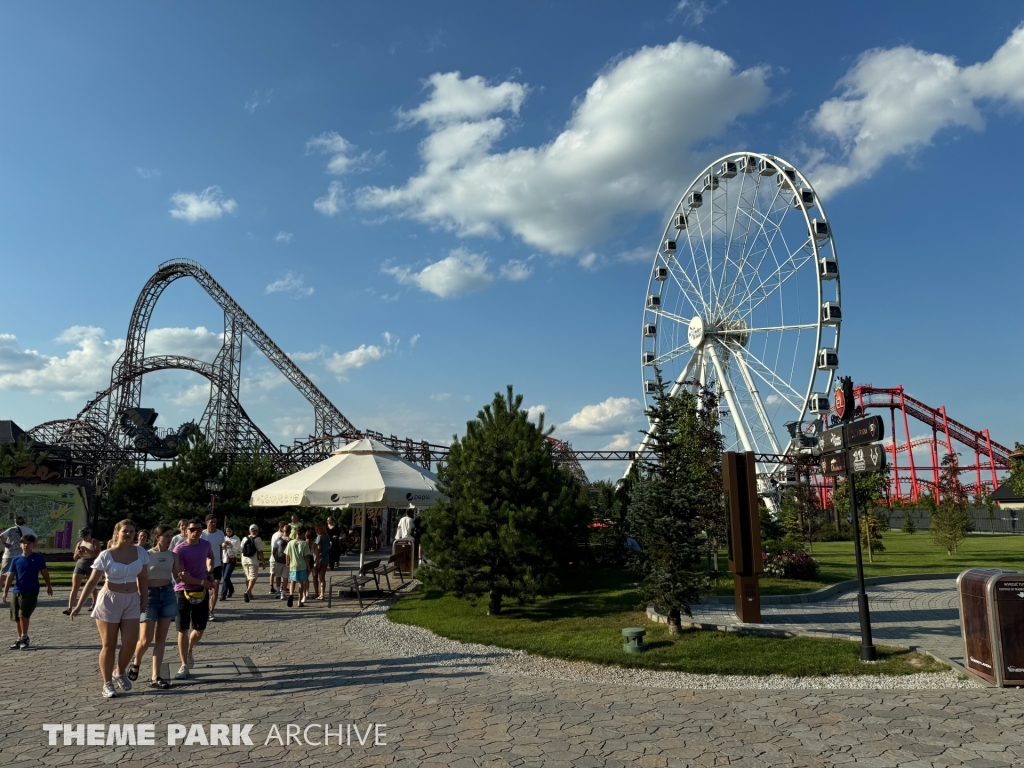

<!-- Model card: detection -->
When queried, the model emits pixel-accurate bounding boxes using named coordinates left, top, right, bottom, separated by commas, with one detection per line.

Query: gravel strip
left=346, top=593, right=980, bottom=690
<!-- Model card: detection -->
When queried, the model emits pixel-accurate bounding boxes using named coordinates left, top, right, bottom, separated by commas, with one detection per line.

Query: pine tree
left=153, top=432, right=226, bottom=523
left=930, top=453, right=973, bottom=555
left=626, top=372, right=723, bottom=634
left=901, top=511, right=917, bottom=535
left=107, top=465, right=161, bottom=533
left=420, top=386, right=590, bottom=615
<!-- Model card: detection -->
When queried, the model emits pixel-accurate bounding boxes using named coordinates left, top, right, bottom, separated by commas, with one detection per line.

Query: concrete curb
left=693, top=572, right=961, bottom=606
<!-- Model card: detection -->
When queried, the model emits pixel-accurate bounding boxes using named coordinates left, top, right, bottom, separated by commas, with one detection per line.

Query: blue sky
left=1, top=2, right=1023, bottom=480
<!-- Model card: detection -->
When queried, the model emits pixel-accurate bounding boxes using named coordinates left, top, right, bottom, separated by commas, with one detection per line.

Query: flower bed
left=762, top=550, right=821, bottom=581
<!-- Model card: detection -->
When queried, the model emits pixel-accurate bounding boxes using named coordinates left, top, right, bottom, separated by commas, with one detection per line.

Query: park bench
left=371, top=553, right=407, bottom=593
left=330, top=559, right=381, bottom=609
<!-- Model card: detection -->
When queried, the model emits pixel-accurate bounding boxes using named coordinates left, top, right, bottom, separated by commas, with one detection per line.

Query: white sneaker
left=113, top=672, right=132, bottom=692
left=102, top=682, right=117, bottom=699
left=174, top=664, right=190, bottom=680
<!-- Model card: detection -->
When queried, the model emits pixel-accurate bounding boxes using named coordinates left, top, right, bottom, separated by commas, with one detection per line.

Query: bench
left=330, top=559, right=382, bottom=609
left=371, top=553, right=407, bottom=593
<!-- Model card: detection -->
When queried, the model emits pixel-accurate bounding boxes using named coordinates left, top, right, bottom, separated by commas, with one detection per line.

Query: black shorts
left=211, top=565, right=223, bottom=581
left=176, top=592, right=210, bottom=633
left=73, top=559, right=95, bottom=576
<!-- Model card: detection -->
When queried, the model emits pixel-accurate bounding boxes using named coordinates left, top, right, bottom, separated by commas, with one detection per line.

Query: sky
left=1, top=1, right=1023, bottom=482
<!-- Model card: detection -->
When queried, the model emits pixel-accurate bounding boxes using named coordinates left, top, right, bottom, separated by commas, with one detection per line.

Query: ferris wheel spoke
left=662, top=256, right=706, bottom=314
left=650, top=308, right=691, bottom=326
left=733, top=350, right=783, bottom=454
left=705, top=342, right=752, bottom=452
left=722, top=175, right=787, bottom=312
left=723, top=340, right=802, bottom=411
left=720, top=323, right=817, bottom=335
left=651, top=343, right=694, bottom=368
left=739, top=246, right=816, bottom=318
left=687, top=206, right=714, bottom=311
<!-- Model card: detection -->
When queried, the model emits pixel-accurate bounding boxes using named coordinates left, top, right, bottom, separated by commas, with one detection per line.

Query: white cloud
left=314, top=181, right=345, bottom=216
left=145, top=326, right=226, bottom=361
left=358, top=42, right=769, bottom=255
left=275, top=231, right=293, bottom=244
left=288, top=346, right=327, bottom=362
left=603, top=432, right=641, bottom=451
left=265, top=271, right=314, bottom=298
left=526, top=404, right=546, bottom=423
left=383, top=247, right=493, bottom=298
left=306, top=131, right=381, bottom=175
left=430, top=393, right=451, bottom=401
left=169, top=186, right=238, bottom=223
left=578, top=253, right=599, bottom=270
left=136, top=167, right=161, bottom=179
left=671, top=0, right=724, bottom=26
left=273, top=416, right=310, bottom=440
left=765, top=394, right=782, bottom=407
left=0, top=327, right=122, bottom=399
left=499, top=260, right=532, bottom=282
left=397, top=71, right=528, bottom=127
left=808, top=24, right=1024, bottom=197
left=170, top=383, right=209, bottom=407
left=560, top=396, right=643, bottom=435
left=325, top=344, right=385, bottom=380
left=409, top=334, right=420, bottom=347
left=244, top=89, right=272, bottom=114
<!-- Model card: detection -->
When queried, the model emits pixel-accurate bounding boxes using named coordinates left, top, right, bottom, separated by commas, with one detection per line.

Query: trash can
left=622, top=627, right=647, bottom=653
left=393, top=540, right=414, bottom=577
left=957, top=568, right=1024, bottom=686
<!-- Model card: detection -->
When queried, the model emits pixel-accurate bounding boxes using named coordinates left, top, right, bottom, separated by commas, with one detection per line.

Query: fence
left=886, top=507, right=1021, bottom=534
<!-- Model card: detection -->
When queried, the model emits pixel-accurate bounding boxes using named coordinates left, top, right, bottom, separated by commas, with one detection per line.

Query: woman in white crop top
left=69, top=519, right=149, bottom=700
left=129, top=524, right=180, bottom=690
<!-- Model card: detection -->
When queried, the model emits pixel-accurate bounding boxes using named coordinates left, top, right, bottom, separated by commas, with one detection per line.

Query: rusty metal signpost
left=722, top=451, right=764, bottom=623
left=818, top=376, right=887, bottom=662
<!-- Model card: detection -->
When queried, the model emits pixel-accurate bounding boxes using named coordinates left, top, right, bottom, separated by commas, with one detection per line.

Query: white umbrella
left=250, top=438, right=442, bottom=568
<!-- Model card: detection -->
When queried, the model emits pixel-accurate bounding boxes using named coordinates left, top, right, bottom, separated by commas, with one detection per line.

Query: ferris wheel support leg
left=706, top=342, right=753, bottom=453
left=733, top=350, right=782, bottom=455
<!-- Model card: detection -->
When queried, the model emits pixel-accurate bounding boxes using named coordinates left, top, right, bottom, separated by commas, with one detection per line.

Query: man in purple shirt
left=172, top=518, right=214, bottom=680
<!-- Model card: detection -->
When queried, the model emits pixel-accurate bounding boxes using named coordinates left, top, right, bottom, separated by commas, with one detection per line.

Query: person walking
left=326, top=517, right=343, bottom=570
left=129, top=525, right=178, bottom=690
left=239, top=525, right=263, bottom=602
left=200, top=514, right=226, bottom=620
left=270, top=523, right=290, bottom=599
left=69, top=519, right=149, bottom=699
left=169, top=519, right=189, bottom=551
left=3, top=534, right=52, bottom=650
left=313, top=523, right=331, bottom=600
left=1, top=517, right=38, bottom=598
left=284, top=529, right=310, bottom=607
left=289, top=513, right=303, bottom=540
left=135, top=529, right=149, bottom=549
left=172, top=518, right=214, bottom=680
left=65, top=527, right=101, bottom=615
left=219, top=525, right=240, bottom=602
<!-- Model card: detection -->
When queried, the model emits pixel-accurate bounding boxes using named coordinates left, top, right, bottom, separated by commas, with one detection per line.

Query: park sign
left=821, top=451, right=848, bottom=477
left=818, top=425, right=845, bottom=453
left=849, top=444, right=887, bottom=474
left=845, top=415, right=884, bottom=447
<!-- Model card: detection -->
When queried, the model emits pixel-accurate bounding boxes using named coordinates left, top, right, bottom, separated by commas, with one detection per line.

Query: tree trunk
left=668, top=607, right=682, bottom=635
left=487, top=589, right=503, bottom=616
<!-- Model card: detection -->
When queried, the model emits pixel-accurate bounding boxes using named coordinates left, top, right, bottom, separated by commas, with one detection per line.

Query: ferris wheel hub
left=687, top=316, right=705, bottom=348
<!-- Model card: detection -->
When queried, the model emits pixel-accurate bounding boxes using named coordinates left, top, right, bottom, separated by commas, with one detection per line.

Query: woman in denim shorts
left=129, top=525, right=179, bottom=690
left=69, top=519, right=150, bottom=699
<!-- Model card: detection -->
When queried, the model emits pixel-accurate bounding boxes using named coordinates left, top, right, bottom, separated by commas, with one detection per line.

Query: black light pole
left=848, top=475, right=877, bottom=661
left=204, top=478, right=224, bottom=526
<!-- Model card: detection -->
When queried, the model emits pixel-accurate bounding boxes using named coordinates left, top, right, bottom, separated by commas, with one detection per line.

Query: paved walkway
left=1, top=579, right=1021, bottom=768
left=689, top=579, right=965, bottom=663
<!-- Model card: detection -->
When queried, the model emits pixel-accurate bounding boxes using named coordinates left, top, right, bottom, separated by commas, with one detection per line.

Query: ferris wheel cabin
left=663, top=239, right=677, bottom=254
left=687, top=192, right=703, bottom=209
left=673, top=213, right=687, bottom=230
left=817, top=348, right=839, bottom=371
left=819, top=257, right=839, bottom=280
left=654, top=266, right=668, bottom=281
left=794, top=188, right=815, bottom=210
left=738, top=155, right=758, bottom=173
left=642, top=352, right=655, bottom=366
left=719, top=160, right=738, bottom=178
left=821, top=302, right=842, bottom=325
left=643, top=323, right=657, bottom=337
left=808, top=392, right=831, bottom=414
left=810, top=219, right=830, bottom=240
left=647, top=295, right=661, bottom=309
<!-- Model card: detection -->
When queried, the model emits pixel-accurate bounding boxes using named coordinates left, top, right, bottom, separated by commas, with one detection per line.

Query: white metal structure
left=637, top=152, right=841, bottom=483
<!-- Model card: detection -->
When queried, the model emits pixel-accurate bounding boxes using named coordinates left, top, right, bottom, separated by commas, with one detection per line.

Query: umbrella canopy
left=249, top=438, right=443, bottom=508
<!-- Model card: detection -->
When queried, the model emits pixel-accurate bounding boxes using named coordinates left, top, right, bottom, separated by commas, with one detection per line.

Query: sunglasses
left=187, top=527, right=203, bottom=533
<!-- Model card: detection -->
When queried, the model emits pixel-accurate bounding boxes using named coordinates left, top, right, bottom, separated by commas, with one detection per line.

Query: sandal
left=149, top=677, right=171, bottom=690
left=127, top=663, right=140, bottom=682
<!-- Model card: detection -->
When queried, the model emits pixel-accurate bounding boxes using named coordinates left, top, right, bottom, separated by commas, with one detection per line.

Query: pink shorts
left=91, top=589, right=141, bottom=623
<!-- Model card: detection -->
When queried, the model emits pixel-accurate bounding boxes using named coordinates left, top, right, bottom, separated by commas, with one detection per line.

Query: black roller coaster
left=28, top=259, right=594, bottom=492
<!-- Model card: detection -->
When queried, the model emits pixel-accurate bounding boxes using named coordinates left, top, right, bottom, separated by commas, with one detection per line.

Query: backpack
left=242, top=536, right=258, bottom=558
left=272, top=536, right=287, bottom=564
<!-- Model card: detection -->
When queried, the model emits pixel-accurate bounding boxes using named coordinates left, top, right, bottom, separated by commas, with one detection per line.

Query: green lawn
left=713, top=530, right=1024, bottom=596
left=389, top=569, right=947, bottom=677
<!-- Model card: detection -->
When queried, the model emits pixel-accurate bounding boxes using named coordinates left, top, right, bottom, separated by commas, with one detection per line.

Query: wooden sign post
left=722, top=451, right=763, bottom=623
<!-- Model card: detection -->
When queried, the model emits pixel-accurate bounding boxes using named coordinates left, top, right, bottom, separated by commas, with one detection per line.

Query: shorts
left=0, top=557, right=12, bottom=575
left=92, top=589, right=141, bottom=623
left=73, top=559, right=95, bottom=576
left=10, top=591, right=38, bottom=621
left=289, top=570, right=307, bottom=583
left=176, top=591, right=209, bottom=633
left=145, top=584, right=179, bottom=621
left=211, top=565, right=223, bottom=581
left=242, top=562, right=259, bottom=580
left=272, top=561, right=287, bottom=579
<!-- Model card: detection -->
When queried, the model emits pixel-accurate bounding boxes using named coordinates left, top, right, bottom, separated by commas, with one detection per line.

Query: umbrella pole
left=359, top=505, right=366, bottom=571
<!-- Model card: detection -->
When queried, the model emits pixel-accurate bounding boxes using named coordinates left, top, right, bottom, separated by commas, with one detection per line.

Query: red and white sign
left=834, top=387, right=847, bottom=420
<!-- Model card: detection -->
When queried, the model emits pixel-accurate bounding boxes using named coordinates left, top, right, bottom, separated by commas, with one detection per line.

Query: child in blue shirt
left=2, top=535, right=52, bottom=650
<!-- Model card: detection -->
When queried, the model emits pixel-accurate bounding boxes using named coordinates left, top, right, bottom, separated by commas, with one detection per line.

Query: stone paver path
left=690, top=579, right=966, bottom=663
left=2, top=582, right=1021, bottom=768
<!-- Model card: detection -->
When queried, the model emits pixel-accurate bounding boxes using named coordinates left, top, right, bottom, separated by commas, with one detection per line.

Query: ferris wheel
left=640, top=152, right=841, bottom=476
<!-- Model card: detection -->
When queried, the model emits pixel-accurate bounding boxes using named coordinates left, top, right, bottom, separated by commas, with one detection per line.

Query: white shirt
left=240, top=536, right=263, bottom=566
left=170, top=533, right=187, bottom=551
left=201, top=529, right=227, bottom=567
left=222, top=535, right=241, bottom=560
left=1, top=525, right=37, bottom=559
left=396, top=515, right=415, bottom=540
left=92, top=546, right=151, bottom=585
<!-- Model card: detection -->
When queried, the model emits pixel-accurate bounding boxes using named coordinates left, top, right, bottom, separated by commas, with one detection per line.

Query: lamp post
left=204, top=478, right=224, bottom=527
